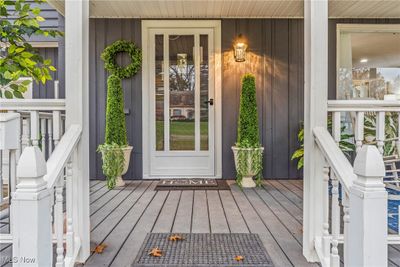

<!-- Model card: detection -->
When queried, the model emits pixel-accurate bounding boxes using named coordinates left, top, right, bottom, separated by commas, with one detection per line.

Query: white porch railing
left=0, top=99, right=84, bottom=266
left=312, top=99, right=400, bottom=266
left=0, top=99, right=65, bottom=208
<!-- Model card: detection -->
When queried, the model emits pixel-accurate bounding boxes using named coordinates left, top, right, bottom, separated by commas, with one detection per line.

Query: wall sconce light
left=234, top=34, right=247, bottom=62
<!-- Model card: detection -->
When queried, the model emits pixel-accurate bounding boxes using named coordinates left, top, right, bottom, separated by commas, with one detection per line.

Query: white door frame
left=142, top=20, right=222, bottom=179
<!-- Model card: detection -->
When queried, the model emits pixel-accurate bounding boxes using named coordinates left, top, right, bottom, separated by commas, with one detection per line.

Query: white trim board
left=142, top=20, right=222, bottom=179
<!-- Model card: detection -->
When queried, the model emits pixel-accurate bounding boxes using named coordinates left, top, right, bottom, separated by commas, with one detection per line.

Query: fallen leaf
left=234, top=255, right=245, bottom=262
left=168, top=234, right=185, bottom=241
left=148, top=247, right=163, bottom=257
left=91, top=243, right=107, bottom=254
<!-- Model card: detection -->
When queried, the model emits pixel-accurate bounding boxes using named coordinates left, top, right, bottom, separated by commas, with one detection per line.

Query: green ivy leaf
left=36, top=16, right=45, bottom=22
left=4, top=90, right=13, bottom=99
left=13, top=90, right=23, bottom=98
left=48, top=65, right=56, bottom=71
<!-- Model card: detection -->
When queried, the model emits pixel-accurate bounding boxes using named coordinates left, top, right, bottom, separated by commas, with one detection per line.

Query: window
left=337, top=24, right=400, bottom=100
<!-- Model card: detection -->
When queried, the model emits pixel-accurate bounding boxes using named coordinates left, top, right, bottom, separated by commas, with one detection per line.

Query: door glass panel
left=200, top=35, right=209, bottom=150
left=155, top=35, right=164, bottom=151
left=169, top=35, right=195, bottom=150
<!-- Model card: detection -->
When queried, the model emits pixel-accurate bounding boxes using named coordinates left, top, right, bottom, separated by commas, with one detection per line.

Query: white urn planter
left=232, top=146, right=264, bottom=188
left=115, top=146, right=133, bottom=187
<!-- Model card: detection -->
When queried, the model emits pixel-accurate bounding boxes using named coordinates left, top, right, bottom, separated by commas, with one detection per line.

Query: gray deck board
left=191, top=190, right=210, bottom=233
left=171, top=190, right=193, bottom=233
left=229, top=183, right=294, bottom=267
left=5, top=179, right=399, bottom=266
left=110, top=191, right=169, bottom=267
left=207, top=190, right=230, bottom=233
left=243, top=188, right=315, bottom=267
left=152, top=190, right=181, bottom=233
left=84, top=182, right=157, bottom=267
left=219, top=190, right=249, bottom=233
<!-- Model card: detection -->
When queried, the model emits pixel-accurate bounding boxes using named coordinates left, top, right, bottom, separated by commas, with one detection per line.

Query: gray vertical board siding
left=328, top=19, right=400, bottom=100
left=221, top=19, right=304, bottom=179
left=32, top=47, right=59, bottom=99
left=89, top=19, right=143, bottom=180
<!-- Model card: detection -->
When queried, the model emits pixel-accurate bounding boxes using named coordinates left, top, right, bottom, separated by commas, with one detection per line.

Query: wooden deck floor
left=2, top=179, right=400, bottom=267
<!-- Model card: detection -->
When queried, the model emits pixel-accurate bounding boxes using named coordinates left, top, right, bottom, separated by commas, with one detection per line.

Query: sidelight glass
left=200, top=35, right=209, bottom=150
left=155, top=35, right=164, bottom=150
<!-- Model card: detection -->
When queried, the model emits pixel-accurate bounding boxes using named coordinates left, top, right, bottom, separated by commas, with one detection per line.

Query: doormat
left=132, top=233, right=274, bottom=267
left=155, top=179, right=230, bottom=190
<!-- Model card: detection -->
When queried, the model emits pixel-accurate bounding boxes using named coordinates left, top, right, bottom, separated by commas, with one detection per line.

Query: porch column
left=303, top=0, right=329, bottom=262
left=65, top=0, right=90, bottom=262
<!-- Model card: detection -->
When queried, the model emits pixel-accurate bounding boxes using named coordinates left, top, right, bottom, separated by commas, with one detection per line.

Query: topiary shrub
left=104, top=74, right=128, bottom=146
left=98, top=40, right=142, bottom=189
left=236, top=74, right=261, bottom=148
left=234, top=74, right=263, bottom=186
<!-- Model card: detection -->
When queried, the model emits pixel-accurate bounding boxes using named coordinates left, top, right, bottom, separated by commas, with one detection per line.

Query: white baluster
left=66, top=158, right=74, bottom=259
left=355, top=111, right=364, bottom=153
left=30, top=111, right=40, bottom=146
left=332, top=111, right=341, bottom=146
left=322, top=165, right=330, bottom=262
left=41, top=118, right=47, bottom=158
left=330, top=173, right=340, bottom=267
left=53, top=111, right=61, bottom=146
left=54, top=178, right=65, bottom=267
left=21, top=117, right=30, bottom=149
left=343, top=192, right=350, bottom=265
left=376, top=111, right=385, bottom=155
left=0, top=153, right=3, bottom=203
left=48, top=118, right=53, bottom=154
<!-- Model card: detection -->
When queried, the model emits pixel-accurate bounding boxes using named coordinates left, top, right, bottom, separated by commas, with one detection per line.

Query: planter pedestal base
left=241, top=176, right=256, bottom=188
left=115, top=176, right=125, bottom=187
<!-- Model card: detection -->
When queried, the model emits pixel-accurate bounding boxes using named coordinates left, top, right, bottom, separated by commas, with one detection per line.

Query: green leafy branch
left=0, top=0, right=63, bottom=98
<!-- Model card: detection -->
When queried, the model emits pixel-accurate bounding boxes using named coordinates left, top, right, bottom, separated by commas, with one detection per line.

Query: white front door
left=142, top=21, right=221, bottom=179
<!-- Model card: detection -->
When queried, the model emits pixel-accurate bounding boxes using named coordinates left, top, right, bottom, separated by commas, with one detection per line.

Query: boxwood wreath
left=97, top=40, right=142, bottom=189
left=101, top=40, right=142, bottom=79
left=235, top=74, right=263, bottom=186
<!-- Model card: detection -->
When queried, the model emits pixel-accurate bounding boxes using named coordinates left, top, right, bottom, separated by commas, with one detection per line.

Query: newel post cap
left=353, top=145, right=385, bottom=177
left=17, top=146, right=47, bottom=179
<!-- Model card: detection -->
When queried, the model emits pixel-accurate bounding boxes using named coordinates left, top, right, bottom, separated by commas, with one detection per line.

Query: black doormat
left=155, top=179, right=230, bottom=191
left=132, top=233, right=274, bottom=267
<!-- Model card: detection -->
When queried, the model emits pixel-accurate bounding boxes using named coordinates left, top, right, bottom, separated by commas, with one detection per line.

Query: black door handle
left=204, top=98, right=214, bottom=106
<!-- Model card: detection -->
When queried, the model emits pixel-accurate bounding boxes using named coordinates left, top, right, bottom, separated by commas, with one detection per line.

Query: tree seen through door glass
left=169, top=35, right=196, bottom=150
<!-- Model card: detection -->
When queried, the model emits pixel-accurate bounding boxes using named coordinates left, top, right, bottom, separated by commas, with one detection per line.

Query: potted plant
left=98, top=75, right=132, bottom=188
left=97, top=40, right=141, bottom=189
left=232, top=74, right=264, bottom=188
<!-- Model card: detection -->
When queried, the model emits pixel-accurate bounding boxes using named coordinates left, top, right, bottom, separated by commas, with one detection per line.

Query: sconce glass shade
left=234, top=42, right=247, bottom=62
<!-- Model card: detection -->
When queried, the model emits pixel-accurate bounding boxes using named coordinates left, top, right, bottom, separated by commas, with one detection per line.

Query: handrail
left=313, top=126, right=357, bottom=192
left=44, top=124, right=82, bottom=189
left=18, top=110, right=66, bottom=119
left=328, top=100, right=400, bottom=112
left=0, top=99, right=66, bottom=111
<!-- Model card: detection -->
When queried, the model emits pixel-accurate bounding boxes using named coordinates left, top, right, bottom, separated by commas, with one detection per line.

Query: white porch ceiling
left=48, top=0, right=400, bottom=19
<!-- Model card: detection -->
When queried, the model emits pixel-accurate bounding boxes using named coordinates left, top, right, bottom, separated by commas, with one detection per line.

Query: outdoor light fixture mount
left=234, top=34, right=247, bottom=62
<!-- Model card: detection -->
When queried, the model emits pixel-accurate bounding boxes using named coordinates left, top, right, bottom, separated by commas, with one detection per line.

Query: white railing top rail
left=0, top=99, right=66, bottom=111
left=313, top=126, right=357, bottom=192
left=44, top=124, right=81, bottom=189
left=18, top=110, right=66, bottom=119
left=328, top=100, right=400, bottom=112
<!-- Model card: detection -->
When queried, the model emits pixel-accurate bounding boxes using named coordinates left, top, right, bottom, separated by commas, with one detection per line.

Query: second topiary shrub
left=236, top=74, right=261, bottom=148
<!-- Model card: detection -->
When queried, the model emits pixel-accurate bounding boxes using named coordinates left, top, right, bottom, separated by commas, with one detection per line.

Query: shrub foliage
left=236, top=74, right=261, bottom=148
left=104, top=75, right=128, bottom=146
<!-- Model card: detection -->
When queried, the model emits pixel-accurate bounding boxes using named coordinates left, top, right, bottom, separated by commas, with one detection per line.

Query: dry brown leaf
left=148, top=247, right=163, bottom=257
left=91, top=243, right=107, bottom=254
left=234, top=255, right=245, bottom=262
left=168, top=234, right=185, bottom=241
